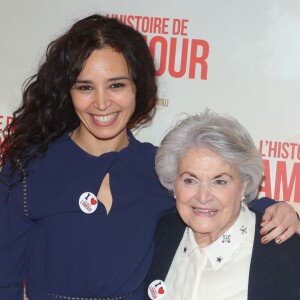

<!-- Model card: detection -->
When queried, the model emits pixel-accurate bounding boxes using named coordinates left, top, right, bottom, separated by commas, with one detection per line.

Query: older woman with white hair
left=145, top=110, right=300, bottom=300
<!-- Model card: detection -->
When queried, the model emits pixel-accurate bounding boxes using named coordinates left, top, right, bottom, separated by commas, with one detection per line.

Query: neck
left=70, top=127, right=129, bottom=156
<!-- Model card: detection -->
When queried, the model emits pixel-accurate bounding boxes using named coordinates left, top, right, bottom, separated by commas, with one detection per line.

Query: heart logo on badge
left=148, top=279, right=167, bottom=300
left=79, top=192, right=98, bottom=214
left=91, top=198, right=97, bottom=205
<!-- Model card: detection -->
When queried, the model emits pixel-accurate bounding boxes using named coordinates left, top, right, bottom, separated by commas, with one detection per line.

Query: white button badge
left=148, top=280, right=167, bottom=300
left=79, top=192, right=98, bottom=214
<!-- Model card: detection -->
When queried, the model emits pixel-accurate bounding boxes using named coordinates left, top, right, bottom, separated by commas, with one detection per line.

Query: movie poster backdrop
left=1, top=0, right=300, bottom=212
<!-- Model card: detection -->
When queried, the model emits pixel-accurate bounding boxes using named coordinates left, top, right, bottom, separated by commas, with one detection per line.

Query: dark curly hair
left=1, top=14, right=158, bottom=171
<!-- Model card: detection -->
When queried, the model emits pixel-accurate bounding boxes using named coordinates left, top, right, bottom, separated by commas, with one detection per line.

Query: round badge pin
left=79, top=192, right=98, bottom=214
left=148, top=279, right=167, bottom=300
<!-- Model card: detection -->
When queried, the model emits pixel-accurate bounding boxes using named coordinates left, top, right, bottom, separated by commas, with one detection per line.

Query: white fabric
left=164, top=203, right=256, bottom=300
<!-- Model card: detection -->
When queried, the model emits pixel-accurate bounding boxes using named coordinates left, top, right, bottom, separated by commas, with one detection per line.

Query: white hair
left=155, top=109, right=264, bottom=203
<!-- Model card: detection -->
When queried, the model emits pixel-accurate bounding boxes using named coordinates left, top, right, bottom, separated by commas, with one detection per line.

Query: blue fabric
left=0, top=131, right=175, bottom=300
left=250, top=197, right=276, bottom=212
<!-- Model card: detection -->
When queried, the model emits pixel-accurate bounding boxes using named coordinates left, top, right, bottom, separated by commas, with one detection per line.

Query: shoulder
left=157, top=212, right=185, bottom=229
left=0, top=159, right=12, bottom=176
left=127, top=131, right=158, bottom=167
left=132, top=135, right=157, bottom=155
left=29, top=133, right=72, bottom=165
left=155, top=212, right=186, bottom=243
left=0, top=159, right=20, bottom=187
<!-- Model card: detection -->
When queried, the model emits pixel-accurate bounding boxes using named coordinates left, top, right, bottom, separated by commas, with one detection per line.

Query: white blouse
left=164, top=203, right=256, bottom=300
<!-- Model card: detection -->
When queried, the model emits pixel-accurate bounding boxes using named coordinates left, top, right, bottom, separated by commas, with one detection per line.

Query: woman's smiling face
left=175, top=147, right=246, bottom=247
left=70, top=47, right=136, bottom=152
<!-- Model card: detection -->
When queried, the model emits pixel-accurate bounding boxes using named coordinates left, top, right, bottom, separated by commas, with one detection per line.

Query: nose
left=196, top=183, right=212, bottom=204
left=94, top=89, right=112, bottom=110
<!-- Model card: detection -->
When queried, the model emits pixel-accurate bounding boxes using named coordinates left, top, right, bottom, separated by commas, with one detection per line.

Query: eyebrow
left=75, top=76, right=131, bottom=84
left=74, top=80, right=92, bottom=84
left=213, top=173, right=233, bottom=179
left=178, top=171, right=197, bottom=178
left=179, top=172, right=233, bottom=179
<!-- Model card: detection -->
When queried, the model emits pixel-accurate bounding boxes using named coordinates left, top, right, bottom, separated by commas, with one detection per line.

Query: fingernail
left=275, top=238, right=282, bottom=244
left=260, top=229, right=266, bottom=235
left=262, top=237, right=268, bottom=244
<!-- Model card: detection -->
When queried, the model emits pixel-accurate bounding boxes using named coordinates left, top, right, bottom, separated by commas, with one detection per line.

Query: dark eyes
left=74, top=82, right=125, bottom=91
left=77, top=85, right=92, bottom=91
left=110, top=82, right=125, bottom=89
left=183, top=178, right=196, bottom=185
left=182, top=178, right=228, bottom=185
left=214, top=179, right=227, bottom=185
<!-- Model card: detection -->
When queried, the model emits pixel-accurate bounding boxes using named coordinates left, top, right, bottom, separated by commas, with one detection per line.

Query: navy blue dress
left=0, top=131, right=174, bottom=300
left=0, top=131, right=274, bottom=299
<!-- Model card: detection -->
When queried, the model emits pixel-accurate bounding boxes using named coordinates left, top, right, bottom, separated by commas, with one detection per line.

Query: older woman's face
left=175, top=147, right=246, bottom=247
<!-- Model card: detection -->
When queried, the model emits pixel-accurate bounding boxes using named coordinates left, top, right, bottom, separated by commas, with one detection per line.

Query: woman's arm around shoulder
left=252, top=197, right=300, bottom=244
